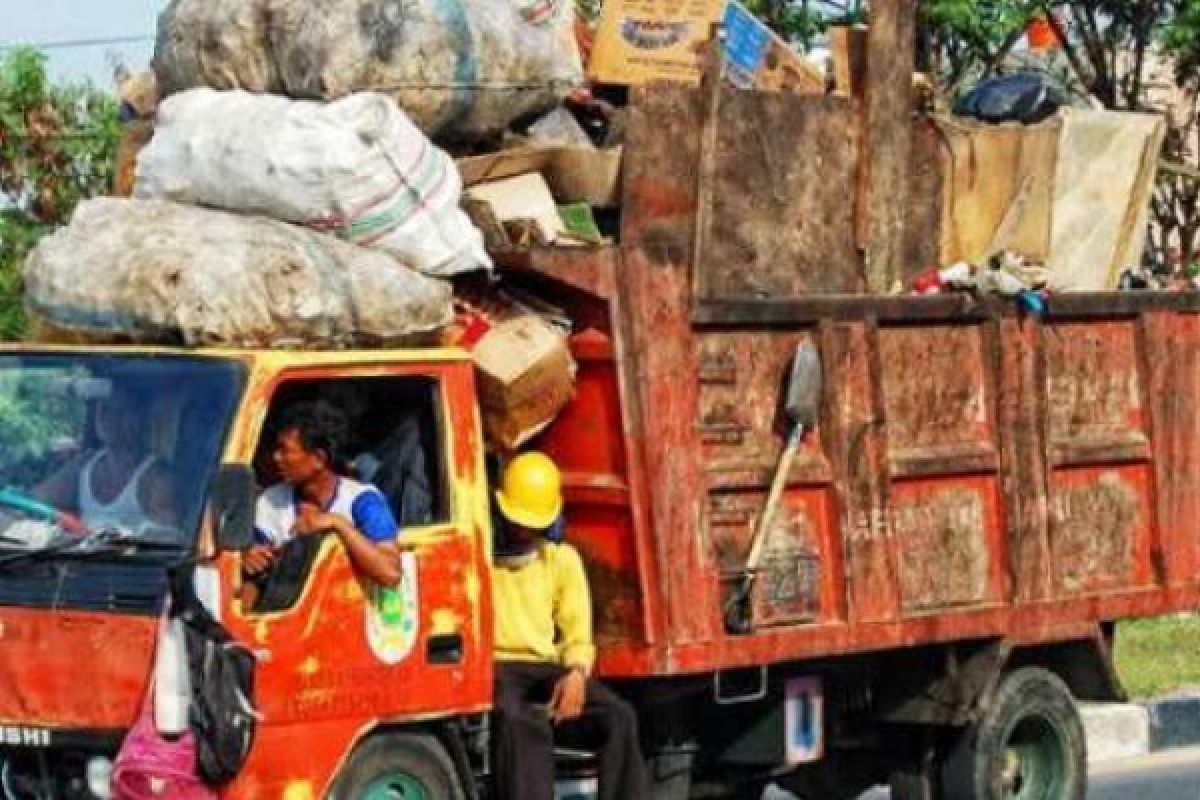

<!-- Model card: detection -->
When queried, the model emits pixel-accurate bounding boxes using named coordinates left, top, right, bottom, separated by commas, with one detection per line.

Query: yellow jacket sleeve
left=553, top=544, right=597, bottom=673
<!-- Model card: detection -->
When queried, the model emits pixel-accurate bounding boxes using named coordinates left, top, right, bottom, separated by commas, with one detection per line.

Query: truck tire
left=890, top=767, right=939, bottom=800
left=330, top=731, right=467, bottom=800
left=941, top=667, right=1086, bottom=800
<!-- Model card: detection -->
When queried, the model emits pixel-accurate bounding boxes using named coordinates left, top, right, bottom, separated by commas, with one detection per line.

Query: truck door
left=216, top=362, right=493, bottom=796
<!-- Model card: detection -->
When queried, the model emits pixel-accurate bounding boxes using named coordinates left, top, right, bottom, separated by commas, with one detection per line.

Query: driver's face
left=271, top=429, right=327, bottom=486
left=94, top=390, right=140, bottom=449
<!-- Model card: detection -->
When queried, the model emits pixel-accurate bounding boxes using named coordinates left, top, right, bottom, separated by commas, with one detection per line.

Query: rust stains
left=892, top=488, right=990, bottom=611
left=1050, top=471, right=1141, bottom=593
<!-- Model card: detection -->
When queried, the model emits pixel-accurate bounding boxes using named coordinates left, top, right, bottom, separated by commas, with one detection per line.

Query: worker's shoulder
left=540, top=539, right=585, bottom=568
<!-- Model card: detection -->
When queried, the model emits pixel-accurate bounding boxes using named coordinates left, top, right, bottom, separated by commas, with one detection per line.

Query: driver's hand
left=243, top=545, right=276, bottom=576
left=293, top=508, right=346, bottom=537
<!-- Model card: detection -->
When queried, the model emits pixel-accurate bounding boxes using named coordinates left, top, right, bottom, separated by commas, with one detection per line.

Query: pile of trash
left=907, top=251, right=1051, bottom=312
left=29, top=0, right=653, bottom=450
left=26, top=0, right=831, bottom=449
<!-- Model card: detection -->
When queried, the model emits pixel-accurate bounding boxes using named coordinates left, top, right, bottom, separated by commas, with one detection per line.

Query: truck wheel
left=942, top=667, right=1086, bottom=800
left=890, top=766, right=939, bottom=800
left=330, top=732, right=466, bottom=800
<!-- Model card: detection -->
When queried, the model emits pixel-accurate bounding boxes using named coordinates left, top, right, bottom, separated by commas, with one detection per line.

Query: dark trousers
left=494, top=661, right=649, bottom=800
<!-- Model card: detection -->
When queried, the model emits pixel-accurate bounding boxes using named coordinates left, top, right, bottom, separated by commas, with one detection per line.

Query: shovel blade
left=784, top=340, right=822, bottom=429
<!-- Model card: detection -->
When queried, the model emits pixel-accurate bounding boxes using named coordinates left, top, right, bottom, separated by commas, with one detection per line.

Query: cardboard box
left=457, top=145, right=624, bottom=209
left=112, top=119, right=154, bottom=197
left=587, top=0, right=823, bottom=93
left=465, top=173, right=566, bottom=245
left=472, top=315, right=577, bottom=450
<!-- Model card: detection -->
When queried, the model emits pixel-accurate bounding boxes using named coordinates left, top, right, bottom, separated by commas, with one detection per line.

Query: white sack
left=154, top=0, right=583, bottom=139
left=25, top=198, right=452, bottom=348
left=135, top=89, right=490, bottom=277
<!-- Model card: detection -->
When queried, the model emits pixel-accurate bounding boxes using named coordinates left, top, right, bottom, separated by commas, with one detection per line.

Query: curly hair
left=274, top=401, right=349, bottom=470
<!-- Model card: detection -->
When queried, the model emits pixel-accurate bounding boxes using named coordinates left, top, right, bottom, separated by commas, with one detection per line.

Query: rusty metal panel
left=1043, top=321, right=1149, bottom=464
left=1142, top=312, right=1200, bottom=587
left=695, top=92, right=863, bottom=300
left=997, top=317, right=1054, bottom=603
left=826, top=321, right=900, bottom=623
left=710, top=487, right=833, bottom=627
left=878, top=325, right=997, bottom=476
left=890, top=477, right=1004, bottom=611
left=620, top=86, right=718, bottom=647
left=1047, top=465, right=1154, bottom=594
left=697, top=332, right=832, bottom=484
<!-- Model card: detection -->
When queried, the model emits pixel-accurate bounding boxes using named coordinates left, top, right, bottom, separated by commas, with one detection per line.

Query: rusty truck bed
left=502, top=85, right=1200, bottom=679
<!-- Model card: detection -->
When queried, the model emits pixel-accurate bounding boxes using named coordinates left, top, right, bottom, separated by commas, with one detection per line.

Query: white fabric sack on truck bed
left=25, top=198, right=452, bottom=348
left=154, top=0, right=583, bottom=140
left=135, top=89, right=489, bottom=277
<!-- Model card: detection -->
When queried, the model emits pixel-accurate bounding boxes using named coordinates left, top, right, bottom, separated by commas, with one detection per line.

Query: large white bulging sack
left=154, top=0, right=583, bottom=139
left=135, top=89, right=489, bottom=277
left=25, top=198, right=452, bottom=348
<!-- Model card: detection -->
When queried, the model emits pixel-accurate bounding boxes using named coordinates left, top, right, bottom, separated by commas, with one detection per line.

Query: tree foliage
left=0, top=48, right=119, bottom=340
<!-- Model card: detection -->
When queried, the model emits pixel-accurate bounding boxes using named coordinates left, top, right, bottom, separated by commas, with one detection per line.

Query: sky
left=1, top=0, right=167, bottom=91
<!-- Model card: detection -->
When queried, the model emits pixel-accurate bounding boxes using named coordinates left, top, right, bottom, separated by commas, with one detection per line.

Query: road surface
left=763, top=746, right=1200, bottom=799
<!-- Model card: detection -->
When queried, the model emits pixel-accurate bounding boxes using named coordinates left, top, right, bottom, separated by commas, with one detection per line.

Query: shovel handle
left=745, top=424, right=804, bottom=573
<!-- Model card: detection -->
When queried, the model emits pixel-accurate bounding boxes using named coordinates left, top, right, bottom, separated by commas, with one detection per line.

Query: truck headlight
left=85, top=756, right=113, bottom=800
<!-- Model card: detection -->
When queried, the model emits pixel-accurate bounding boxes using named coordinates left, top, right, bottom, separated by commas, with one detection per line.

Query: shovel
left=724, top=339, right=823, bottom=635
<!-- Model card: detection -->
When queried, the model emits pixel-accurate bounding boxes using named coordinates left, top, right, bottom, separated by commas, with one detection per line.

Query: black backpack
left=169, top=568, right=260, bottom=786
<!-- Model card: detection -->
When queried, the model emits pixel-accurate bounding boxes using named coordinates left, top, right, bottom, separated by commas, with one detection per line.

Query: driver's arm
left=32, top=457, right=84, bottom=511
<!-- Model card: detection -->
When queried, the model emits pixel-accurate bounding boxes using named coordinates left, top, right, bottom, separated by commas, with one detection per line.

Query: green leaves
left=0, top=46, right=119, bottom=342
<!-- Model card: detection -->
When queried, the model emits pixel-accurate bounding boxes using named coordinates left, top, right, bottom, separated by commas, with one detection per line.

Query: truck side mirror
left=210, top=464, right=256, bottom=552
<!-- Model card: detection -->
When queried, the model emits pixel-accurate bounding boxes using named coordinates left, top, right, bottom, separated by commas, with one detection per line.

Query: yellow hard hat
left=495, top=452, right=563, bottom=531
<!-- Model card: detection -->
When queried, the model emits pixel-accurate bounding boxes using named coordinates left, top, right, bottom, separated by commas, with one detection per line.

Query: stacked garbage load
left=24, top=0, right=602, bottom=451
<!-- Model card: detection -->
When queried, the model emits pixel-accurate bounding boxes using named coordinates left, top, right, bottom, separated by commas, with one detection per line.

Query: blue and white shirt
left=253, top=478, right=399, bottom=546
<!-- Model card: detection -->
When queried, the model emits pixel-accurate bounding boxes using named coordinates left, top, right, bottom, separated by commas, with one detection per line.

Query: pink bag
left=112, top=702, right=217, bottom=800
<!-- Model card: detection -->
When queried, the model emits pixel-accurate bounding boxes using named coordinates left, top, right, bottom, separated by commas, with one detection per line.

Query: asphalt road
left=762, top=746, right=1200, bottom=799
left=1088, top=746, right=1200, bottom=800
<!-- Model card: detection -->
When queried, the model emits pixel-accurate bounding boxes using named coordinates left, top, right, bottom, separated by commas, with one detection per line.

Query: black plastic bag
left=954, top=73, right=1066, bottom=124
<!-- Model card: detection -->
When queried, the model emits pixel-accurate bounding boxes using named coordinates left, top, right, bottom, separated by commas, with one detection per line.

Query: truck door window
left=255, top=376, right=448, bottom=527
left=243, top=375, right=447, bottom=614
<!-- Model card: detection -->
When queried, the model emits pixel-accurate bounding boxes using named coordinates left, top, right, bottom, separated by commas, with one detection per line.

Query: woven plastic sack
left=135, top=89, right=489, bottom=277
left=25, top=198, right=452, bottom=348
left=154, top=0, right=583, bottom=140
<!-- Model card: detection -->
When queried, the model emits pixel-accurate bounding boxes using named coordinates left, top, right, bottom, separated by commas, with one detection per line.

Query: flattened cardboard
left=457, top=146, right=624, bottom=208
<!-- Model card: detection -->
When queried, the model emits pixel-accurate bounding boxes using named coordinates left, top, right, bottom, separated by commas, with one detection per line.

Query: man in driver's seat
left=36, top=383, right=177, bottom=537
left=244, top=401, right=402, bottom=593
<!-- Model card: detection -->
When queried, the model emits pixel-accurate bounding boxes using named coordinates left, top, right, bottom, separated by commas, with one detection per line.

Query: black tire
left=941, top=668, right=1086, bottom=800
left=329, top=732, right=467, bottom=800
left=890, top=766, right=939, bottom=800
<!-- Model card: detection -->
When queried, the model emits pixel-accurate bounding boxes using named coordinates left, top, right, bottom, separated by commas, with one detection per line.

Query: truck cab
left=0, top=346, right=495, bottom=799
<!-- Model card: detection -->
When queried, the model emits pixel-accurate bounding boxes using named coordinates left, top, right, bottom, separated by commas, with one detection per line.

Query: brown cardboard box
left=113, top=119, right=154, bottom=197
left=472, top=315, right=577, bottom=450
left=457, top=146, right=624, bottom=209
left=587, top=0, right=823, bottom=93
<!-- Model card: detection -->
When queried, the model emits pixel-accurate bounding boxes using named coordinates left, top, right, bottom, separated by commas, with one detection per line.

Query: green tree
left=0, top=47, right=119, bottom=340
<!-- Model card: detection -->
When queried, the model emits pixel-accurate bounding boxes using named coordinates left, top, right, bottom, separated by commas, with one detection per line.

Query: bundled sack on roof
left=134, top=89, right=489, bottom=277
left=154, top=0, right=583, bottom=140
left=25, top=198, right=452, bottom=348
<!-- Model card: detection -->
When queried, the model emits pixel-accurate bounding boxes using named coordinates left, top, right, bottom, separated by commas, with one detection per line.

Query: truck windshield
left=0, top=353, right=243, bottom=573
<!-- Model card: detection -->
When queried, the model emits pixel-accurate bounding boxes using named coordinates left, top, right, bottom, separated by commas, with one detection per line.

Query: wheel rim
left=999, top=712, right=1069, bottom=800
left=361, top=771, right=432, bottom=800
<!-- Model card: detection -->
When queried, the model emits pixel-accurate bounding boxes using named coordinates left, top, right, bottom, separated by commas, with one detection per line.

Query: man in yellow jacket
left=491, top=452, right=648, bottom=800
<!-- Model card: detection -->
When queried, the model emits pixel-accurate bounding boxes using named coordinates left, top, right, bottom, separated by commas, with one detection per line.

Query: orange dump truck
left=0, top=87, right=1195, bottom=800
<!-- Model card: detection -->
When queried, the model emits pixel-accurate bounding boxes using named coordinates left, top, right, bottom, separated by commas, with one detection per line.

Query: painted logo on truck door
left=365, top=551, right=419, bottom=665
